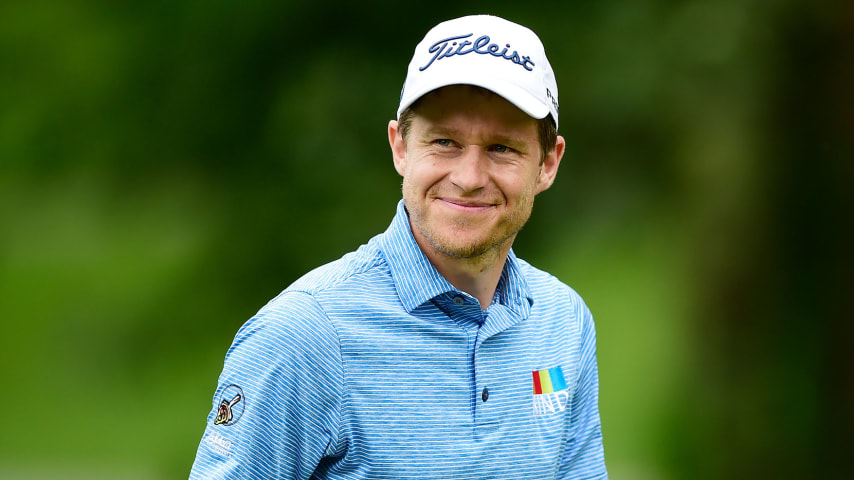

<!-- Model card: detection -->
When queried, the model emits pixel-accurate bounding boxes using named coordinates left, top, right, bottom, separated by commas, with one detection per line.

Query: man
left=190, top=15, right=607, bottom=479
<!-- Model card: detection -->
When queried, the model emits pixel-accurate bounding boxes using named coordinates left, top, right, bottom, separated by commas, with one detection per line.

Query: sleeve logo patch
left=532, top=366, right=570, bottom=416
left=214, top=384, right=245, bottom=426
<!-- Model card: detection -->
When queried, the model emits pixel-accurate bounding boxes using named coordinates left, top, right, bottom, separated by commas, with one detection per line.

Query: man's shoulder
left=265, top=237, right=391, bottom=308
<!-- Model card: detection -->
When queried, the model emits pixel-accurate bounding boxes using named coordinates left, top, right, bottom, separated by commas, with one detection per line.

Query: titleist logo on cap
left=419, top=33, right=536, bottom=72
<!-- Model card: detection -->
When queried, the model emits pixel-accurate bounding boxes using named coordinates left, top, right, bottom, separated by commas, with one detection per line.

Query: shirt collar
left=496, top=247, right=535, bottom=316
left=379, top=200, right=534, bottom=314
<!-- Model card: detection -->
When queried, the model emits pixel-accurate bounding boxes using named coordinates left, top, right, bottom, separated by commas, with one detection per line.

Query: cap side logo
left=419, top=33, right=535, bottom=72
left=546, top=88, right=559, bottom=114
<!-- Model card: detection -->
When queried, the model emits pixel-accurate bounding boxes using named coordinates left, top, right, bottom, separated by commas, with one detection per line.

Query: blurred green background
left=1, top=0, right=851, bottom=478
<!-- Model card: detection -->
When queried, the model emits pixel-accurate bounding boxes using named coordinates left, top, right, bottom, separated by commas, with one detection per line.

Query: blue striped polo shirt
left=190, top=200, right=607, bottom=479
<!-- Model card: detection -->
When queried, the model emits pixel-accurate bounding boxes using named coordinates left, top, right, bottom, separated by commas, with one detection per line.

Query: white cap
left=397, top=15, right=559, bottom=129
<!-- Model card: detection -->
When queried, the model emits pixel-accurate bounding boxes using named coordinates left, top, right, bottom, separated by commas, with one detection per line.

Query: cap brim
left=397, top=73, right=550, bottom=122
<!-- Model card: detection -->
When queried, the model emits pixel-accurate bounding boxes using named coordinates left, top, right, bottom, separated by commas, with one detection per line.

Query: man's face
left=389, top=86, right=563, bottom=261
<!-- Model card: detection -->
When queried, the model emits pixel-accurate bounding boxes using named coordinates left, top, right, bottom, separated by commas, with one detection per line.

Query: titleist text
left=419, top=33, right=535, bottom=72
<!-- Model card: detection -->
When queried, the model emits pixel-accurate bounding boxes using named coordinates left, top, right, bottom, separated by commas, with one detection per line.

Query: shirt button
left=481, top=387, right=489, bottom=402
left=453, top=296, right=464, bottom=306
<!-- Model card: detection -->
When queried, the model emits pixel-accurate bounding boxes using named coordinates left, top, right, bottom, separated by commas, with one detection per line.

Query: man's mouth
left=436, top=198, right=496, bottom=211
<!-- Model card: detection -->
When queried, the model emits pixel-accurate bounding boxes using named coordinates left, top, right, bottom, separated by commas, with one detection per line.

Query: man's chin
left=429, top=235, right=505, bottom=260
left=435, top=245, right=487, bottom=259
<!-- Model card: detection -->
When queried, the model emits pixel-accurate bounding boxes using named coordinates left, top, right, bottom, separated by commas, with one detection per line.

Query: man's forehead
left=412, top=111, right=539, bottom=150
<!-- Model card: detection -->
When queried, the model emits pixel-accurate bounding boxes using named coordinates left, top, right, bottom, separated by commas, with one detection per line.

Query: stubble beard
left=403, top=182, right=536, bottom=262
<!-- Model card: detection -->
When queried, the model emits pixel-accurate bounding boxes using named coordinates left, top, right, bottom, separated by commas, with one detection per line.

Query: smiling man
left=191, top=15, right=607, bottom=480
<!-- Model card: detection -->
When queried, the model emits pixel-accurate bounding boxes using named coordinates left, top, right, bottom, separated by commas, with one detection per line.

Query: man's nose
left=448, top=147, right=489, bottom=193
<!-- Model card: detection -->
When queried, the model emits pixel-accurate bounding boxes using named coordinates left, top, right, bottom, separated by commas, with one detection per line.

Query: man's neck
left=410, top=222, right=514, bottom=311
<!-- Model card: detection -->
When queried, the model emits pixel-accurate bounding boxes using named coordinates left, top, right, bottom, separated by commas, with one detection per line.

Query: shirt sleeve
left=189, top=291, right=344, bottom=479
left=557, top=299, right=608, bottom=479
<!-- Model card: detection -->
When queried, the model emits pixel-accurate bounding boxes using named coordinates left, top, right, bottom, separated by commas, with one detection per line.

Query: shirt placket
left=436, top=293, right=485, bottom=421
left=472, top=304, right=517, bottom=431
left=436, top=293, right=526, bottom=432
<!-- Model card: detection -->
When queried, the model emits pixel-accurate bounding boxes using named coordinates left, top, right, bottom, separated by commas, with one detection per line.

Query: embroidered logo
left=205, top=431, right=234, bottom=457
left=214, top=385, right=245, bottom=426
left=419, top=33, right=536, bottom=72
left=546, top=88, right=559, bottom=115
left=532, top=366, right=570, bottom=415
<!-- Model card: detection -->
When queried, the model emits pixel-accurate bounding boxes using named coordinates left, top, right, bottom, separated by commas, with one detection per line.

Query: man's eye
left=434, top=139, right=454, bottom=147
left=492, top=144, right=512, bottom=153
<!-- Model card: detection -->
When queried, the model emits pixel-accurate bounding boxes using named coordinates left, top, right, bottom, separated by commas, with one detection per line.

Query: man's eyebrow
left=421, top=125, right=459, bottom=137
left=421, top=126, right=528, bottom=147
left=490, top=133, right=528, bottom=147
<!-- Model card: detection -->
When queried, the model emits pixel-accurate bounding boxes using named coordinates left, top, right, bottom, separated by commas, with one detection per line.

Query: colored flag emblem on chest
left=532, top=366, right=570, bottom=415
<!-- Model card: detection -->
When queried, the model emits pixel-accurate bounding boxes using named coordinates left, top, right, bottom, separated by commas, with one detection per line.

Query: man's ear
left=388, top=120, right=407, bottom=177
left=535, top=135, right=565, bottom=195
